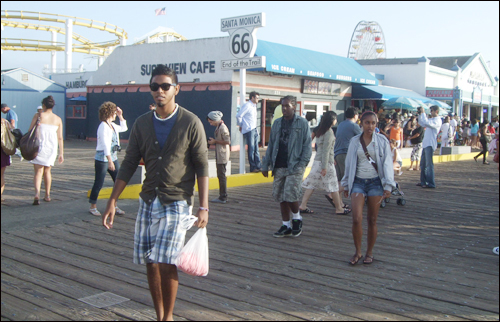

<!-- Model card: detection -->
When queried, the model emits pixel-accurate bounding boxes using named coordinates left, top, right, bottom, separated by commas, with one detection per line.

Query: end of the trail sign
left=221, top=13, right=266, bottom=32
left=221, top=56, right=266, bottom=70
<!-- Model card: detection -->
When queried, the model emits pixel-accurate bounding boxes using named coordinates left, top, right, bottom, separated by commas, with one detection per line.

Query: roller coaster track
left=1, top=10, right=127, bottom=56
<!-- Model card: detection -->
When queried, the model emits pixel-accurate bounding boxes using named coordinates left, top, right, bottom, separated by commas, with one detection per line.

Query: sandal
left=325, top=195, right=351, bottom=210
left=325, top=194, right=335, bottom=207
left=33, top=198, right=40, bottom=206
left=363, top=255, right=374, bottom=264
left=336, top=207, right=352, bottom=215
left=115, top=206, right=125, bottom=216
left=299, top=207, right=314, bottom=214
left=89, top=207, right=101, bottom=216
left=349, top=254, right=363, bottom=266
left=43, top=196, right=51, bottom=202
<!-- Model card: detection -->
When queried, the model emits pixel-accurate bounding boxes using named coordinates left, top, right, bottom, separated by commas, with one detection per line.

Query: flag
left=155, top=7, right=166, bottom=16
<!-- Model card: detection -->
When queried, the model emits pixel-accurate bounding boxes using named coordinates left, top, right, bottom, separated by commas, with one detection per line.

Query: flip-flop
left=43, top=196, right=51, bottom=202
left=33, top=198, right=40, bottom=206
left=363, top=255, right=374, bottom=264
left=300, top=208, right=314, bottom=214
left=349, top=254, right=363, bottom=266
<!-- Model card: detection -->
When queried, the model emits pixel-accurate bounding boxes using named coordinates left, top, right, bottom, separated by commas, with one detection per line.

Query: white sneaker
left=89, top=207, right=101, bottom=216
left=398, top=170, right=403, bottom=176
left=493, top=247, right=499, bottom=255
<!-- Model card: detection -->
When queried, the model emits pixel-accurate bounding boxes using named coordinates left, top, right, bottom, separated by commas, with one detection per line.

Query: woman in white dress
left=299, top=111, right=351, bottom=215
left=29, top=95, right=64, bottom=205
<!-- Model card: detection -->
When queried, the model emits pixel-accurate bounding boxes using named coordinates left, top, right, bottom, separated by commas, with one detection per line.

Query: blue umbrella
left=423, top=99, right=453, bottom=116
left=381, top=96, right=428, bottom=112
left=423, top=99, right=451, bottom=110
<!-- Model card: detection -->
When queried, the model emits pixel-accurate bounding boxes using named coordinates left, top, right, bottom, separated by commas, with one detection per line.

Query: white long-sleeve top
left=95, top=120, right=128, bottom=157
left=236, top=100, right=257, bottom=134
left=418, top=113, right=442, bottom=150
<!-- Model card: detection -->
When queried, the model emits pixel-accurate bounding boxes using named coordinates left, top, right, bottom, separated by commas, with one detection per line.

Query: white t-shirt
left=440, top=123, right=451, bottom=140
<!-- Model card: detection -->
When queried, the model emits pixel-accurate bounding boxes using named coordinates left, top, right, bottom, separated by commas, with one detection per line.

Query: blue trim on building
left=352, top=84, right=429, bottom=101
left=255, top=40, right=378, bottom=85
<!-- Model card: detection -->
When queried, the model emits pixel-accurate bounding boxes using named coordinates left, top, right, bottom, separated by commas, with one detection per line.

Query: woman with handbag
left=474, top=122, right=491, bottom=165
left=88, top=102, right=127, bottom=216
left=28, top=95, right=64, bottom=205
left=341, top=111, right=396, bottom=265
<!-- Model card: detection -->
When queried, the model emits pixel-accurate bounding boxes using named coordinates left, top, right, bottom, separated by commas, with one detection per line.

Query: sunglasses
left=149, top=82, right=177, bottom=91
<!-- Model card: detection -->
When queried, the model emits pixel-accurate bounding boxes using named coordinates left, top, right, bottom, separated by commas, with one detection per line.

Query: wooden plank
left=2, top=274, right=129, bottom=321
left=1, top=243, right=240, bottom=321
left=1, top=292, right=68, bottom=321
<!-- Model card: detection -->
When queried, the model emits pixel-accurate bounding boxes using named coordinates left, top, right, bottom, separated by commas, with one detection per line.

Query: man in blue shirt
left=334, top=107, right=361, bottom=190
left=1, top=103, right=18, bottom=128
left=236, top=91, right=262, bottom=172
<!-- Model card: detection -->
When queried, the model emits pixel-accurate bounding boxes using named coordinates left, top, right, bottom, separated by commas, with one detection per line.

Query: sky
left=1, top=1, right=499, bottom=78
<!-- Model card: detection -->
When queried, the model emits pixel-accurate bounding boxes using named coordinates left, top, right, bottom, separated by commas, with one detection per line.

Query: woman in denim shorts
left=341, top=111, right=396, bottom=266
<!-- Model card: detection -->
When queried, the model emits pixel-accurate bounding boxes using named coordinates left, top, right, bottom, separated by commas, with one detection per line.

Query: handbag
left=1, top=119, right=17, bottom=155
left=359, top=135, right=378, bottom=172
left=19, top=116, right=41, bottom=161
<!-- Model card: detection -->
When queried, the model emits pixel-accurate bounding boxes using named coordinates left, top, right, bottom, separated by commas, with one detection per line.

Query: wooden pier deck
left=1, top=140, right=499, bottom=321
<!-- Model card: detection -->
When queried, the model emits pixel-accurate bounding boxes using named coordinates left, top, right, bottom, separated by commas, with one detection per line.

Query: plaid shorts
left=134, top=197, right=192, bottom=265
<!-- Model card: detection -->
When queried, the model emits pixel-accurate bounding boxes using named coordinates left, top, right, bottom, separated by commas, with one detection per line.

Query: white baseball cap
left=37, top=106, right=43, bottom=110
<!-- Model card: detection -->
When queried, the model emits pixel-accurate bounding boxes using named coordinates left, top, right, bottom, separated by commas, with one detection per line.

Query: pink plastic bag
left=175, top=227, right=209, bottom=276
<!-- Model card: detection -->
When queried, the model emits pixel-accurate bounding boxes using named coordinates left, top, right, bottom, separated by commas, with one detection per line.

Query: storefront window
left=66, top=105, right=86, bottom=119
left=304, top=104, right=318, bottom=126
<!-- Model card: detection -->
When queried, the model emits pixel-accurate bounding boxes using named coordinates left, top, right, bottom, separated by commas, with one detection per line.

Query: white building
left=356, top=53, right=499, bottom=121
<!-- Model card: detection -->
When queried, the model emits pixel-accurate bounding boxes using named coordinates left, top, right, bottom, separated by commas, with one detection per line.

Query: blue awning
left=352, top=84, right=429, bottom=101
left=254, top=40, right=378, bottom=86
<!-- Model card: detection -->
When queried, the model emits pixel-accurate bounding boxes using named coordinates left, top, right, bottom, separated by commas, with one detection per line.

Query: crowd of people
left=1, top=64, right=499, bottom=321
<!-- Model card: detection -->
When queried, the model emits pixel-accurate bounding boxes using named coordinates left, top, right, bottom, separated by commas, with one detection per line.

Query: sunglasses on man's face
left=149, top=82, right=177, bottom=92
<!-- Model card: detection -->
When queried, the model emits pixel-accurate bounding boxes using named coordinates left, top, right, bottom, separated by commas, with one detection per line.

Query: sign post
left=221, top=13, right=266, bottom=174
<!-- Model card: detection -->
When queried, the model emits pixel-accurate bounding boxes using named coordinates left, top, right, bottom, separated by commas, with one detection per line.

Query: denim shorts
left=351, top=177, right=384, bottom=197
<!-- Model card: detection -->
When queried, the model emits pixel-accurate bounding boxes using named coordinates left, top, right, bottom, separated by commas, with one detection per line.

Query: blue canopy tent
left=69, top=96, right=87, bottom=102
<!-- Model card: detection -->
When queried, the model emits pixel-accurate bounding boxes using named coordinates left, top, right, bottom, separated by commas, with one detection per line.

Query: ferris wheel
left=347, top=21, right=386, bottom=60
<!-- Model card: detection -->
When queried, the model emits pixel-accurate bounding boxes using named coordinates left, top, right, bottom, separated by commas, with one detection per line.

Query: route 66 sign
left=221, top=13, right=265, bottom=59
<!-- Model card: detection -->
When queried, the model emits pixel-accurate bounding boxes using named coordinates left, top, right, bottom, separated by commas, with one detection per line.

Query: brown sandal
left=363, top=255, right=374, bottom=264
left=33, top=198, right=40, bottom=205
left=43, top=196, right=51, bottom=202
left=349, top=254, right=363, bottom=265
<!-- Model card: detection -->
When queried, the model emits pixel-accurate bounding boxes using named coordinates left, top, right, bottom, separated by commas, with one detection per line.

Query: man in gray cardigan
left=102, top=65, right=209, bottom=321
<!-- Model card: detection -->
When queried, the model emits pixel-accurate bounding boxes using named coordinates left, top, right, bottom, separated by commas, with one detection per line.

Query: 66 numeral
left=232, top=33, right=250, bottom=55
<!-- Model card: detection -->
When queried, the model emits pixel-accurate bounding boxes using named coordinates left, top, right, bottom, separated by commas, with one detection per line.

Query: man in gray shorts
left=262, top=96, right=311, bottom=238
left=334, top=107, right=361, bottom=191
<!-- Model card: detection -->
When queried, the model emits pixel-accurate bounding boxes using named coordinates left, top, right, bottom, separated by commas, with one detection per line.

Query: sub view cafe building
left=85, top=37, right=378, bottom=149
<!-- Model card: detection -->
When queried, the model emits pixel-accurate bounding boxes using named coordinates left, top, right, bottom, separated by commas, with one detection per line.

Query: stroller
left=380, top=182, right=406, bottom=208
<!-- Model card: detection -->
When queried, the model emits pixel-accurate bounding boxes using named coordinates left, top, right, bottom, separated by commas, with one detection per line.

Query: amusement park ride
left=1, top=10, right=186, bottom=73
left=348, top=20, right=387, bottom=60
